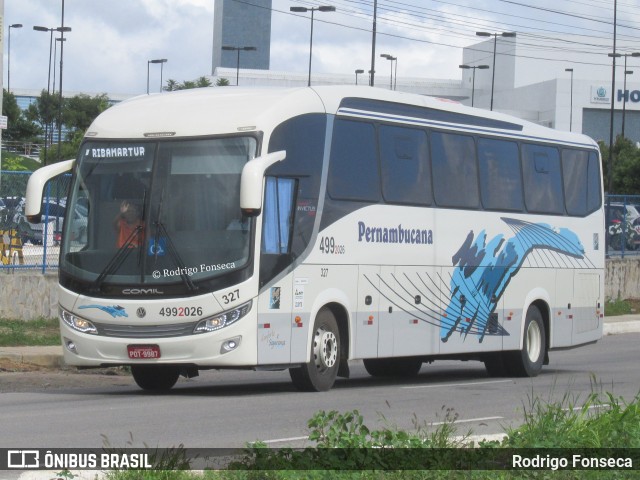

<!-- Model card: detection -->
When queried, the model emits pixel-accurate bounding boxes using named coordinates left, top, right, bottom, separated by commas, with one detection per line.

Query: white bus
left=26, top=86, right=604, bottom=391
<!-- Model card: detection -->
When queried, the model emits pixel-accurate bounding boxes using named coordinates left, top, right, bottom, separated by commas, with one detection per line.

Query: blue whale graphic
left=440, top=218, right=585, bottom=342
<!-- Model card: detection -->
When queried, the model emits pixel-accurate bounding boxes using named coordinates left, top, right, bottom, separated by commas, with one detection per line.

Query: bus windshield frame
left=59, top=135, right=258, bottom=297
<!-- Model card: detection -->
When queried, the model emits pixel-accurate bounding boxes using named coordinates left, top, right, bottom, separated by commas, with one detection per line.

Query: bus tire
left=506, top=305, right=546, bottom=377
left=483, top=353, right=509, bottom=377
left=363, top=357, right=422, bottom=378
left=131, top=365, right=180, bottom=391
left=289, top=309, right=340, bottom=392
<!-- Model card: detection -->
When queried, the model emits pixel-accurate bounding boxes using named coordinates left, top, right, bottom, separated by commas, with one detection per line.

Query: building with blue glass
left=211, top=0, right=272, bottom=74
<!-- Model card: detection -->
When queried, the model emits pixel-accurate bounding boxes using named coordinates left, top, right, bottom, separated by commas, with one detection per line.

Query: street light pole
left=380, top=54, right=396, bottom=90
left=622, top=69, right=633, bottom=138
left=222, top=46, right=257, bottom=85
left=459, top=64, right=489, bottom=107
left=476, top=31, right=516, bottom=111
left=147, top=59, right=167, bottom=94
left=8, top=24, right=23, bottom=94
left=565, top=68, right=574, bottom=132
left=290, top=5, right=335, bottom=87
left=57, top=0, right=69, bottom=164
left=609, top=52, right=640, bottom=138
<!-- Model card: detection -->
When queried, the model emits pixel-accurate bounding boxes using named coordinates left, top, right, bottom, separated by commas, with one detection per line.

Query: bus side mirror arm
left=240, top=150, right=286, bottom=217
left=25, top=159, right=75, bottom=223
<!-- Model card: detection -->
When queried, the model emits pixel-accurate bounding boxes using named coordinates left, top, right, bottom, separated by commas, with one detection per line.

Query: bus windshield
left=61, top=136, right=257, bottom=291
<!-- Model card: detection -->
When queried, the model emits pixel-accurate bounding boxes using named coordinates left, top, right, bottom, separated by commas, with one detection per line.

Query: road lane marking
left=263, top=435, right=309, bottom=444
left=430, top=415, right=503, bottom=426
left=401, top=379, right=512, bottom=389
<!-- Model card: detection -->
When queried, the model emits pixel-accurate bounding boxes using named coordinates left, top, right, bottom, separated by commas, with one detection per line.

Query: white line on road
left=430, top=415, right=503, bottom=426
left=401, top=379, right=512, bottom=389
left=263, top=435, right=309, bottom=445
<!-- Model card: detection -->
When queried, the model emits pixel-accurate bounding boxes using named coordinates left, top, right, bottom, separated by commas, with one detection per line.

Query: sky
left=2, top=0, right=637, bottom=96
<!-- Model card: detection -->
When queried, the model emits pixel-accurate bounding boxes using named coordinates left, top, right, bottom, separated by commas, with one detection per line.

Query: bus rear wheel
left=505, top=305, right=546, bottom=377
left=289, top=309, right=340, bottom=392
left=363, top=357, right=422, bottom=378
left=131, top=365, right=180, bottom=391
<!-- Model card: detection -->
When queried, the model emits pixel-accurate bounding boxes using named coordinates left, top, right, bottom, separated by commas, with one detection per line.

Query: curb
left=0, top=346, right=64, bottom=368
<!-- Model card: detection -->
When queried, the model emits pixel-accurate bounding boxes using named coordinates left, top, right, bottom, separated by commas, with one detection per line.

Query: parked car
left=607, top=203, right=640, bottom=251
left=15, top=214, right=59, bottom=246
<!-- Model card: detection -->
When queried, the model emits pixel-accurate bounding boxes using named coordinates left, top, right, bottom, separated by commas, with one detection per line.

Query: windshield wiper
left=153, top=220, right=198, bottom=292
left=91, top=190, right=148, bottom=292
left=91, top=225, right=144, bottom=292
left=152, top=186, right=198, bottom=292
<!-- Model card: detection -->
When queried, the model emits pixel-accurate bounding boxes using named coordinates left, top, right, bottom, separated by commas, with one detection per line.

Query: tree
left=163, top=76, right=214, bottom=91
left=23, top=90, right=111, bottom=164
left=216, top=78, right=231, bottom=86
left=62, top=93, right=110, bottom=135
left=2, top=89, right=41, bottom=142
left=599, top=136, right=640, bottom=195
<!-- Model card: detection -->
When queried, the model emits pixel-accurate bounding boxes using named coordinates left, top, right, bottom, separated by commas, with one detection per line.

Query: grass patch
left=0, top=317, right=60, bottom=346
left=605, top=298, right=640, bottom=316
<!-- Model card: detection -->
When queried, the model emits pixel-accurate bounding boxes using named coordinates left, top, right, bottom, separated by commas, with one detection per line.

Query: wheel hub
left=313, top=327, right=338, bottom=372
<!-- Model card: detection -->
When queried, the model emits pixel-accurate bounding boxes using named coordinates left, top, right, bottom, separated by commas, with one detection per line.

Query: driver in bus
left=113, top=200, right=144, bottom=248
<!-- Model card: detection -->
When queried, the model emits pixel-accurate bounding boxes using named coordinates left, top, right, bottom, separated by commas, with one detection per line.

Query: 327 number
left=222, top=289, right=240, bottom=304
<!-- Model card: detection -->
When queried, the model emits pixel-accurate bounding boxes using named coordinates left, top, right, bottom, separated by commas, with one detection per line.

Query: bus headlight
left=194, top=300, right=252, bottom=334
left=59, top=306, right=98, bottom=335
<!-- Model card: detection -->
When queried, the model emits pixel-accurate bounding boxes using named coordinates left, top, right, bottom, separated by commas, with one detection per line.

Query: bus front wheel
left=131, top=365, right=180, bottom=391
left=290, top=309, right=340, bottom=392
left=506, top=305, right=546, bottom=377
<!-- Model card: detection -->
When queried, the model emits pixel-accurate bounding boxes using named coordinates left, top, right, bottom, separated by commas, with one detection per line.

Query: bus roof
left=85, top=85, right=597, bottom=148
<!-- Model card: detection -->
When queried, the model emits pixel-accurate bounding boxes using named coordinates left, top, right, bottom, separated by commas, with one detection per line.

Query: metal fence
left=2, top=168, right=640, bottom=273
left=1, top=170, right=70, bottom=273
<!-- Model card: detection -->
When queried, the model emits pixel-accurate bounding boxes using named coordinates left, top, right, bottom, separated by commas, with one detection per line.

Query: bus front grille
left=94, top=321, right=198, bottom=338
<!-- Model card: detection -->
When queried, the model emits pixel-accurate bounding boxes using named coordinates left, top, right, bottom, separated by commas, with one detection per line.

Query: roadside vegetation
left=0, top=317, right=59, bottom=346
left=604, top=298, right=640, bottom=316
left=97, top=387, right=640, bottom=480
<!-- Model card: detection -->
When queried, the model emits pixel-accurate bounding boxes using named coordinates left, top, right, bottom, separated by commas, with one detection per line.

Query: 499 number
left=319, top=236, right=345, bottom=255
left=159, top=306, right=203, bottom=317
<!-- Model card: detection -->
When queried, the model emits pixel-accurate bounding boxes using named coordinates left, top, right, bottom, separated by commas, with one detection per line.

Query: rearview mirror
left=25, top=159, right=75, bottom=223
left=240, top=150, right=286, bottom=216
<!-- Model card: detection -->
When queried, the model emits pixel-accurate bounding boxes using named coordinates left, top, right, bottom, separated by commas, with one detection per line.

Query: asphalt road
left=1, top=333, right=638, bottom=451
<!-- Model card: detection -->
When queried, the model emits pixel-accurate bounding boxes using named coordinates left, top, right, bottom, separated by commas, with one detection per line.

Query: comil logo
left=7, top=450, right=40, bottom=468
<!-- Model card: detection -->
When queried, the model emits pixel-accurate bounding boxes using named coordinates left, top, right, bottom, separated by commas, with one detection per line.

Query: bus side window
left=431, top=131, right=479, bottom=209
left=328, top=119, right=380, bottom=202
left=522, top=144, right=564, bottom=214
left=379, top=125, right=431, bottom=206
left=262, top=177, right=296, bottom=254
left=478, top=138, right=523, bottom=212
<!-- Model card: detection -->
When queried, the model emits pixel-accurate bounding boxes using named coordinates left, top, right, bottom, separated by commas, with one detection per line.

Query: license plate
left=127, top=344, right=161, bottom=359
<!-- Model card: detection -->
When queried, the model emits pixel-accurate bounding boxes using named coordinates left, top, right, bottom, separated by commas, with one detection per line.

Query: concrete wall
left=1, top=258, right=639, bottom=320
left=0, top=272, right=58, bottom=320
left=606, top=258, right=640, bottom=301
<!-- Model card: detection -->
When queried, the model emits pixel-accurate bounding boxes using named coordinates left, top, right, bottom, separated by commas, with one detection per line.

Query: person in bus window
left=113, top=200, right=144, bottom=248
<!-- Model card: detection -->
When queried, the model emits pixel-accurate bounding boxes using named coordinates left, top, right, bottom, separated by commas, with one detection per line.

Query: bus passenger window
left=522, top=144, right=564, bottom=214
left=328, top=119, right=380, bottom=202
left=478, top=138, right=523, bottom=212
left=379, top=125, right=431, bottom=205
left=431, top=131, right=479, bottom=209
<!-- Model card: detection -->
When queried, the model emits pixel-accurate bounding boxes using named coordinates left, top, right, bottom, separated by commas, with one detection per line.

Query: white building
left=212, top=35, right=640, bottom=145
